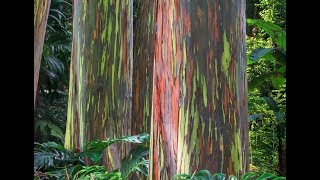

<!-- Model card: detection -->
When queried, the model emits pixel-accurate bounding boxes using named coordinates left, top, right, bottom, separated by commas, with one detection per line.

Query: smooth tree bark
left=135, top=0, right=249, bottom=178
left=131, top=1, right=156, bottom=136
left=34, top=0, right=51, bottom=107
left=64, top=0, right=133, bottom=170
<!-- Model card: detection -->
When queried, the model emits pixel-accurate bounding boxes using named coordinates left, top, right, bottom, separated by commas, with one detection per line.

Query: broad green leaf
left=256, top=172, right=278, bottom=180
left=247, top=56, right=253, bottom=65
left=73, top=165, right=107, bottom=179
left=194, top=170, right=214, bottom=180
left=85, top=133, right=150, bottom=151
left=34, top=151, right=55, bottom=170
left=213, top=173, right=226, bottom=180
left=228, top=176, right=237, bottom=180
left=250, top=47, right=274, bottom=61
left=172, top=174, right=192, bottom=179
left=78, top=149, right=103, bottom=163
left=247, top=19, right=286, bottom=51
left=134, top=160, right=149, bottom=176
left=262, top=97, right=278, bottom=112
left=241, top=172, right=258, bottom=180
left=69, top=165, right=84, bottom=178
left=248, top=114, right=263, bottom=122
left=274, top=177, right=286, bottom=180
left=48, top=122, right=65, bottom=141
left=121, top=145, right=149, bottom=178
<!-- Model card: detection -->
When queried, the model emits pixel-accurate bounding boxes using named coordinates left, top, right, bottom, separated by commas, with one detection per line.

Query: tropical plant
left=34, top=134, right=149, bottom=180
left=246, top=13, right=286, bottom=176
left=173, top=170, right=286, bottom=180
left=34, top=0, right=72, bottom=145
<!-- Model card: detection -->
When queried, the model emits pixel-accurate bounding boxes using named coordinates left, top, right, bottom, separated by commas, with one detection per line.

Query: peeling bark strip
left=34, top=0, right=51, bottom=107
left=147, top=0, right=249, bottom=178
left=64, top=0, right=133, bottom=170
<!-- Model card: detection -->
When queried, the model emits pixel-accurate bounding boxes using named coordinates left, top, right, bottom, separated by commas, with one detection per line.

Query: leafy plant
left=121, top=145, right=149, bottom=179
left=35, top=0, right=72, bottom=145
left=247, top=19, right=286, bottom=90
left=79, top=133, right=150, bottom=163
left=34, top=134, right=150, bottom=179
left=34, top=142, right=85, bottom=172
left=173, top=170, right=285, bottom=180
left=247, top=19, right=286, bottom=51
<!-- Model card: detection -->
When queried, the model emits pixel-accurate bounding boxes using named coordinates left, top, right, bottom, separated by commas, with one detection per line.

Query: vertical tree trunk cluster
left=64, top=0, right=133, bottom=170
left=64, top=0, right=249, bottom=178
left=34, top=0, right=51, bottom=107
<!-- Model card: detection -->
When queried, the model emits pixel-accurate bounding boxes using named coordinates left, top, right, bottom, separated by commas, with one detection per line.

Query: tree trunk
left=64, top=0, right=133, bottom=170
left=141, top=0, right=249, bottom=178
left=34, top=0, right=51, bottom=107
left=131, top=1, right=156, bottom=136
left=277, top=125, right=286, bottom=176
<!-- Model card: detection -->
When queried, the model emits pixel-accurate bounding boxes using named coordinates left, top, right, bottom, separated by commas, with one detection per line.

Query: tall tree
left=34, top=0, right=51, bottom=107
left=131, top=1, right=156, bottom=136
left=134, top=0, right=249, bottom=178
left=64, top=0, right=133, bottom=170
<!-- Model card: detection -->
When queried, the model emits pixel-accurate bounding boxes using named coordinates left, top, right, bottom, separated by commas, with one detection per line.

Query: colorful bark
left=64, top=0, right=133, bottom=170
left=34, top=0, right=51, bottom=107
left=147, top=0, right=249, bottom=178
left=131, top=1, right=156, bottom=136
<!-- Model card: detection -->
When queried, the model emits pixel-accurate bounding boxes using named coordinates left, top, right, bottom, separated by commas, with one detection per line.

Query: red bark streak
left=213, top=0, right=219, bottom=42
left=185, top=15, right=191, bottom=34
left=228, top=158, right=234, bottom=175
left=152, top=1, right=181, bottom=177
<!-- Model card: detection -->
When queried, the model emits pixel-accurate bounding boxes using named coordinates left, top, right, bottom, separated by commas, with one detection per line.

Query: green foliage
left=121, top=145, right=149, bottom=179
left=80, top=133, right=150, bottom=163
left=34, top=95, right=68, bottom=144
left=35, top=0, right=72, bottom=145
left=256, top=0, right=286, bottom=26
left=34, top=134, right=149, bottom=179
left=35, top=120, right=65, bottom=142
left=173, top=170, right=285, bottom=180
left=34, top=142, right=85, bottom=172
left=249, top=47, right=274, bottom=61
left=246, top=0, right=286, bottom=176
left=247, top=19, right=286, bottom=51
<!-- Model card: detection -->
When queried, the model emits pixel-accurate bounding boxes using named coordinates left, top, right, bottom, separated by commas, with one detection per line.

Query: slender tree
left=134, top=0, right=249, bottom=178
left=34, top=0, right=51, bottom=107
left=64, top=0, right=133, bottom=170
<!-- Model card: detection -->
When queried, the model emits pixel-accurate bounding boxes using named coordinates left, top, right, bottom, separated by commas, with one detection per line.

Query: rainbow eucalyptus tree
left=131, top=1, right=155, bottom=136
left=64, top=0, right=133, bottom=170
left=34, top=0, right=51, bottom=107
left=134, top=0, right=249, bottom=178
